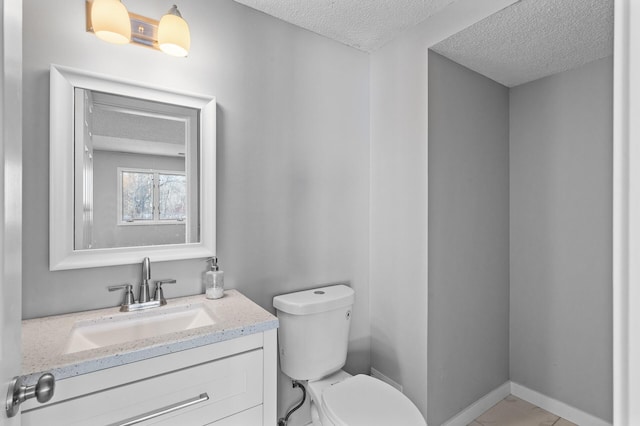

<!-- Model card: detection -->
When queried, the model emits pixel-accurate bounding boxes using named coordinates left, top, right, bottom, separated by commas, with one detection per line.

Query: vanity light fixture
left=86, top=1, right=191, bottom=57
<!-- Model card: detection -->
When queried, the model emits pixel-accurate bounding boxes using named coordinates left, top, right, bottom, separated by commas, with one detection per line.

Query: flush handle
left=6, top=373, right=55, bottom=417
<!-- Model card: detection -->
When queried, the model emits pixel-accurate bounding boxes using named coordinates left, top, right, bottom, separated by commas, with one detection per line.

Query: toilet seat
left=320, top=374, right=426, bottom=426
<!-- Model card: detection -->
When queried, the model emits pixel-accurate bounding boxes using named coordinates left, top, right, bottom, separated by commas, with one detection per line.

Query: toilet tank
left=273, top=285, right=354, bottom=381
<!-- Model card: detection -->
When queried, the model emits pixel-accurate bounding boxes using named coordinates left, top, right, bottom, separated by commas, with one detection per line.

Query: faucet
left=108, top=257, right=177, bottom=312
left=139, top=257, right=152, bottom=303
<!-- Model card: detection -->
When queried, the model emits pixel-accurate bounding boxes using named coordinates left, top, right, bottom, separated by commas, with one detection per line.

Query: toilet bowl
left=307, top=370, right=426, bottom=426
left=273, top=285, right=426, bottom=426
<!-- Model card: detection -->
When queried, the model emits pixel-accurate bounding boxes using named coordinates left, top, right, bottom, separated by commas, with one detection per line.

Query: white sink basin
left=64, top=304, right=217, bottom=354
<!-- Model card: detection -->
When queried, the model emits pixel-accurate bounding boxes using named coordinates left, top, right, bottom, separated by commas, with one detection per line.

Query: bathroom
left=1, top=0, right=638, bottom=425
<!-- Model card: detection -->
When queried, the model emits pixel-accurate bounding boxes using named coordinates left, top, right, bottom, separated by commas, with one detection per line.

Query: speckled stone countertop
left=22, top=290, right=278, bottom=385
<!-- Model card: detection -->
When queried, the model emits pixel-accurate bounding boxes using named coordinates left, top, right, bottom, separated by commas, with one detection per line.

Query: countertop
left=22, top=290, right=278, bottom=385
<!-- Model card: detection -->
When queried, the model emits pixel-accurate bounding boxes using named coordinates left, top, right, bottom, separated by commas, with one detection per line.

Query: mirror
left=50, top=65, right=216, bottom=270
left=74, top=89, right=199, bottom=250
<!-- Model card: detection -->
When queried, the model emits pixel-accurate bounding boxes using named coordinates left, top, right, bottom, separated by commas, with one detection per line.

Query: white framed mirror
left=49, top=64, right=216, bottom=270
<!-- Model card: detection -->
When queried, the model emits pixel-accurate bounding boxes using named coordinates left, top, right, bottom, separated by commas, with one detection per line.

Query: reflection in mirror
left=74, top=89, right=199, bottom=249
left=50, top=65, right=215, bottom=270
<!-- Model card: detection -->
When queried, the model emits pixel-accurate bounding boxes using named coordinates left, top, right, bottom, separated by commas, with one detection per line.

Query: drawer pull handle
left=110, top=393, right=209, bottom=426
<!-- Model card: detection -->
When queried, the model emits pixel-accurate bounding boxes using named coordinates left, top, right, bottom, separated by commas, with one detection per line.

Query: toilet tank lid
left=273, top=285, right=354, bottom=315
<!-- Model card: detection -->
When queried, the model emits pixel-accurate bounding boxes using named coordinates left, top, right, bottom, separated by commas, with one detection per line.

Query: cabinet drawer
left=23, top=349, right=263, bottom=426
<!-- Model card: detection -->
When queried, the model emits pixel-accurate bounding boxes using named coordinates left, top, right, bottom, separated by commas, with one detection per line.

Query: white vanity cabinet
left=21, top=331, right=276, bottom=425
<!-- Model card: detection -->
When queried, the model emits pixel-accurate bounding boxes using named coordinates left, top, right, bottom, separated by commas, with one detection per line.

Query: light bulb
left=158, top=5, right=190, bottom=57
left=91, top=0, right=131, bottom=45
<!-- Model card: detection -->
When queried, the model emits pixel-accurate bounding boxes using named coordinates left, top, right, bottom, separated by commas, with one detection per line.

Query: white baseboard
left=440, top=381, right=511, bottom=426
left=370, top=367, right=404, bottom=392
left=510, top=382, right=612, bottom=426
left=440, top=381, right=612, bottom=426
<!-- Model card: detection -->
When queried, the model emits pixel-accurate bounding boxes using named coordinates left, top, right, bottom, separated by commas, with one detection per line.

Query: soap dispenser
left=204, top=256, right=224, bottom=299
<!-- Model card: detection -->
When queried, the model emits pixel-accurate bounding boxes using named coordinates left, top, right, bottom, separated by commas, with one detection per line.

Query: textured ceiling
left=234, top=0, right=613, bottom=88
left=431, top=0, right=613, bottom=87
left=233, top=0, right=457, bottom=51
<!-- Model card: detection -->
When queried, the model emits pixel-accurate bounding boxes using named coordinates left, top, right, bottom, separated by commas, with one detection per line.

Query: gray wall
left=369, top=25, right=430, bottom=422
left=369, top=1, right=515, bottom=421
left=510, top=56, right=613, bottom=422
left=23, top=1, right=370, bottom=423
left=427, top=51, right=510, bottom=426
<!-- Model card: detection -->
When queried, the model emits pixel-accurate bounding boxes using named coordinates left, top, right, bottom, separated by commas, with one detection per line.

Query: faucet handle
left=108, top=283, right=136, bottom=310
left=153, top=279, right=177, bottom=305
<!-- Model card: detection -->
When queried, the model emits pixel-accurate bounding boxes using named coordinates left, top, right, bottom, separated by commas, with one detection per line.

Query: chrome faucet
left=139, top=257, right=152, bottom=303
left=107, top=257, right=177, bottom=312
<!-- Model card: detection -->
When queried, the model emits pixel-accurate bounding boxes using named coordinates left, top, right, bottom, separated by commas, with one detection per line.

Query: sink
left=64, top=304, right=217, bottom=354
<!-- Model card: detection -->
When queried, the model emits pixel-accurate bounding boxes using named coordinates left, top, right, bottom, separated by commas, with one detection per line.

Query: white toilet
left=273, top=284, right=426, bottom=426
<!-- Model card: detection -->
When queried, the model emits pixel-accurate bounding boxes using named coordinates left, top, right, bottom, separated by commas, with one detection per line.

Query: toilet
left=273, top=284, right=426, bottom=426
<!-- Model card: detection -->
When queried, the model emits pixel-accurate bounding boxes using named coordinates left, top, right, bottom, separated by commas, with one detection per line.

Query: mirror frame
left=49, top=64, right=216, bottom=270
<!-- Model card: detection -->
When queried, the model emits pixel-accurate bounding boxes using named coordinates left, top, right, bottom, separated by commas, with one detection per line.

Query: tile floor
left=469, top=395, right=577, bottom=426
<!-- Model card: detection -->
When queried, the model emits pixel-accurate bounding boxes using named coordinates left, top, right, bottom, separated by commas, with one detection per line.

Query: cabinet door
left=204, top=406, right=263, bottom=426
left=22, top=349, right=263, bottom=425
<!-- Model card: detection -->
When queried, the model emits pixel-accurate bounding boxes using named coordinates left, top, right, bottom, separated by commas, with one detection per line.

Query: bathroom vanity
left=19, top=290, right=278, bottom=425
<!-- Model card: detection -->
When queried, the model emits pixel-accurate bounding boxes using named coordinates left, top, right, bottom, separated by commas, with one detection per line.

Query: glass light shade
left=158, top=7, right=190, bottom=57
left=91, top=0, right=131, bottom=45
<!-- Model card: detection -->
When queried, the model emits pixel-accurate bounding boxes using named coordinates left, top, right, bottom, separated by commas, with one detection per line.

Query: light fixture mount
left=86, top=1, right=190, bottom=57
